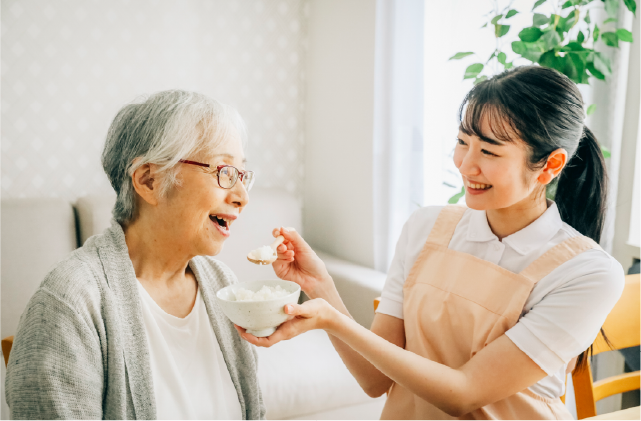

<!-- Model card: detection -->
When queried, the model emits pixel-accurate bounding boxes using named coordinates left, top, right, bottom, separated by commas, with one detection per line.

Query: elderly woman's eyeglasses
left=179, top=159, right=255, bottom=191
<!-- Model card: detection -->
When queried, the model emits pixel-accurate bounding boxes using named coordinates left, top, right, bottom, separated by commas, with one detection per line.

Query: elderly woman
left=5, top=91, right=265, bottom=420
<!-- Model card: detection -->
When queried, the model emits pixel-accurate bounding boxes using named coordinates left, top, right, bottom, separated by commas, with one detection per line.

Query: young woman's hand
left=271, top=227, right=332, bottom=295
left=234, top=298, right=340, bottom=347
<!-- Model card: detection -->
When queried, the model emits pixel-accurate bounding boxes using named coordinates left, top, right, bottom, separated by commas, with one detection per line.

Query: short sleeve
left=506, top=250, right=625, bottom=376
left=376, top=206, right=443, bottom=320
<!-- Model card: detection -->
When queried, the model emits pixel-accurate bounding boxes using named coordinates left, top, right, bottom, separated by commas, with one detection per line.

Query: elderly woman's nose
left=229, top=179, right=249, bottom=208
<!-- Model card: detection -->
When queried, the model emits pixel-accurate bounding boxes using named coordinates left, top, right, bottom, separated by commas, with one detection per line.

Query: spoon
left=247, top=235, right=285, bottom=265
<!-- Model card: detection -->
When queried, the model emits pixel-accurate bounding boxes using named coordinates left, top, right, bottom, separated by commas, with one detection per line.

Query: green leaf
left=505, top=62, right=514, bottom=69
left=519, top=27, right=544, bottom=42
left=577, top=31, right=585, bottom=43
left=491, top=14, right=503, bottom=24
left=448, top=187, right=466, bottom=204
left=584, top=10, right=591, bottom=24
left=593, top=24, right=600, bottom=42
left=539, top=50, right=564, bottom=72
left=505, top=9, right=519, bottom=19
left=542, top=30, right=561, bottom=49
left=616, top=29, right=634, bottom=42
left=561, top=9, right=580, bottom=32
left=464, top=63, right=484, bottom=79
left=586, top=104, right=597, bottom=115
left=586, top=62, right=605, bottom=79
left=511, top=41, right=544, bottom=62
left=497, top=52, right=507, bottom=64
left=604, top=0, right=619, bottom=19
left=481, top=22, right=488, bottom=28
left=449, top=52, right=475, bottom=60
left=601, top=145, right=611, bottom=158
left=563, top=55, right=580, bottom=82
left=561, top=0, right=573, bottom=8
left=495, top=24, right=510, bottom=38
left=603, top=17, right=618, bottom=24
left=601, top=32, right=619, bottom=47
left=533, top=13, right=549, bottom=26
left=623, top=0, right=637, bottom=15
left=532, top=0, right=547, bottom=10
left=473, top=75, right=488, bottom=85
left=593, top=52, right=612, bottom=76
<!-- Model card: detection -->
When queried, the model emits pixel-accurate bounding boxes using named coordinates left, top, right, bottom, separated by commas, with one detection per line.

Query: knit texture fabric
left=5, top=220, right=266, bottom=420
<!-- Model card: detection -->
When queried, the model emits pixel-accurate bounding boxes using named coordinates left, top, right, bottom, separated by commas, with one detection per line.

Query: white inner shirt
left=137, top=282, right=243, bottom=420
left=376, top=203, right=624, bottom=399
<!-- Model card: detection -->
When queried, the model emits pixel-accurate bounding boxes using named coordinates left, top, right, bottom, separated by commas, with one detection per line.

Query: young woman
left=236, top=66, right=625, bottom=419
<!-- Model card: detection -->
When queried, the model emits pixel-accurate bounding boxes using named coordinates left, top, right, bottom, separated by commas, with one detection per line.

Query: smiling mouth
left=465, top=181, right=493, bottom=190
left=210, top=215, right=231, bottom=231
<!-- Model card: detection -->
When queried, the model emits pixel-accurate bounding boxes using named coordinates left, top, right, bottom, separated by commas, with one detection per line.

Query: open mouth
left=465, top=181, right=493, bottom=191
left=210, top=215, right=231, bottom=232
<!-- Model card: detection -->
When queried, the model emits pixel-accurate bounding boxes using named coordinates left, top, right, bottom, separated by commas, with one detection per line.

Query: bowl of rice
left=216, top=279, right=301, bottom=337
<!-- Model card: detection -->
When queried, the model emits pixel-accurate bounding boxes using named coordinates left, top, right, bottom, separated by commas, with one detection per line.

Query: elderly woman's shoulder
left=36, top=242, right=106, bottom=312
left=191, top=256, right=239, bottom=289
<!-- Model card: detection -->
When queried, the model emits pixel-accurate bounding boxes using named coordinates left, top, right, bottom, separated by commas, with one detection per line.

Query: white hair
left=101, top=90, right=246, bottom=225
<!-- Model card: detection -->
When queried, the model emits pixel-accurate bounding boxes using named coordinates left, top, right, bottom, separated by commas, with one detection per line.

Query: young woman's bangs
left=459, top=96, right=520, bottom=144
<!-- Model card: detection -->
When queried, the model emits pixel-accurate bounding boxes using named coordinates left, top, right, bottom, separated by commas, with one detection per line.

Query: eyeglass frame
left=178, top=159, right=255, bottom=191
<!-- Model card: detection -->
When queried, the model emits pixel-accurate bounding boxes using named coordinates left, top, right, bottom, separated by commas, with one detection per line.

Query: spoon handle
left=270, top=235, right=285, bottom=251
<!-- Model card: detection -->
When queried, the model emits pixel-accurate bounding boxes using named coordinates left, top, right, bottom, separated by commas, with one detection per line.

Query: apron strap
left=426, top=205, right=467, bottom=247
left=519, top=236, right=601, bottom=284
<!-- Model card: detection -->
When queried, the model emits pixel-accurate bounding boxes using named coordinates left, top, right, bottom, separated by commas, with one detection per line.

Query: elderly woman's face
left=162, top=131, right=249, bottom=257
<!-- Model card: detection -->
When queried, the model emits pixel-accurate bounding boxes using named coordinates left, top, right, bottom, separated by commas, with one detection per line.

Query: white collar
left=466, top=201, right=563, bottom=255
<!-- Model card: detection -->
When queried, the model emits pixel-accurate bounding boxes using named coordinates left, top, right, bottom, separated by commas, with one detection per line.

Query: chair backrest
left=2, top=336, right=13, bottom=368
left=572, top=274, right=640, bottom=419
left=1, top=198, right=78, bottom=340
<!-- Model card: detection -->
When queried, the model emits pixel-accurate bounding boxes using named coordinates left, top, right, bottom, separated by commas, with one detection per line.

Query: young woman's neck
left=485, top=191, right=548, bottom=241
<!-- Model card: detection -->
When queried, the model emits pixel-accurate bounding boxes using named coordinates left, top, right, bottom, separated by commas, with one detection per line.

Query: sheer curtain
left=373, top=0, right=424, bottom=272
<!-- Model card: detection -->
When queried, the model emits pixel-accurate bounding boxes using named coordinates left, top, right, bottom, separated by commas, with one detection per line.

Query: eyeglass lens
left=218, top=166, right=254, bottom=191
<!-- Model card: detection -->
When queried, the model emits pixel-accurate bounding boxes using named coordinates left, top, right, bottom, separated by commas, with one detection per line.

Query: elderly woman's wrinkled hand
left=270, top=227, right=332, bottom=296
left=234, top=298, right=336, bottom=347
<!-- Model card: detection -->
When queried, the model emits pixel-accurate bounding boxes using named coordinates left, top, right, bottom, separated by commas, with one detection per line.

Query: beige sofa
left=1, top=189, right=387, bottom=420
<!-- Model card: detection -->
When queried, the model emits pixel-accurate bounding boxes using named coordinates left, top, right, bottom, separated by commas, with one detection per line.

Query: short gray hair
left=101, top=90, right=246, bottom=225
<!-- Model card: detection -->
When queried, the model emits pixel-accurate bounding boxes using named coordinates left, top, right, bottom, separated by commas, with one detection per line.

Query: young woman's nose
left=457, top=150, right=481, bottom=178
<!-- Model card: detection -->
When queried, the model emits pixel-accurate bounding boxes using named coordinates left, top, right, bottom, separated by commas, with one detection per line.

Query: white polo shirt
left=376, top=203, right=624, bottom=399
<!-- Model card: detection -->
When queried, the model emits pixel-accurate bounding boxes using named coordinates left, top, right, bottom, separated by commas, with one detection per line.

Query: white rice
left=252, top=245, right=275, bottom=260
left=233, top=285, right=290, bottom=301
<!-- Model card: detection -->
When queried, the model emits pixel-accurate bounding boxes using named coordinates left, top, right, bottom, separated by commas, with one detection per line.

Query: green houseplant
left=447, top=0, right=636, bottom=204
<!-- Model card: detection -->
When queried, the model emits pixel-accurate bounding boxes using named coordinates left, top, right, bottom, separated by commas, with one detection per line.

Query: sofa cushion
left=256, top=329, right=384, bottom=419
left=1, top=198, right=78, bottom=338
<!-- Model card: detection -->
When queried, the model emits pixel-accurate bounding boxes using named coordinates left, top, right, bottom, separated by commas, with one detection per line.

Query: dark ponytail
left=458, top=66, right=610, bottom=371
left=555, top=126, right=608, bottom=243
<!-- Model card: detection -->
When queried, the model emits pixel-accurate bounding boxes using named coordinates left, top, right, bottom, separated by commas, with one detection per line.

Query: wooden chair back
left=572, top=274, right=640, bottom=419
left=2, top=336, right=14, bottom=368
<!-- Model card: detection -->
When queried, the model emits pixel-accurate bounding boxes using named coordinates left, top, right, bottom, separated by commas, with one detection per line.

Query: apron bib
left=381, top=205, right=599, bottom=420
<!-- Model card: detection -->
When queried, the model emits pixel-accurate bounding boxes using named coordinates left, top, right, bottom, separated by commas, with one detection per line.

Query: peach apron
left=380, top=205, right=599, bottom=420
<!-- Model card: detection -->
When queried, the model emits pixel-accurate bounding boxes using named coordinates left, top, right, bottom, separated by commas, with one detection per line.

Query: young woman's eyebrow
left=478, top=134, right=505, bottom=146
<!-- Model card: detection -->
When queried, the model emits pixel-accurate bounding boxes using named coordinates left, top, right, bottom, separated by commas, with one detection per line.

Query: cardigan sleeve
left=6, top=288, right=104, bottom=420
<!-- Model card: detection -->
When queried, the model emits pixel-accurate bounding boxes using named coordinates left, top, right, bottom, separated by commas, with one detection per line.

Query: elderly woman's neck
left=123, top=216, right=195, bottom=286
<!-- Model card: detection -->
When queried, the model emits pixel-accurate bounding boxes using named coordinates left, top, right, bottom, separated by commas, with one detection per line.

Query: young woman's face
left=453, top=116, right=544, bottom=211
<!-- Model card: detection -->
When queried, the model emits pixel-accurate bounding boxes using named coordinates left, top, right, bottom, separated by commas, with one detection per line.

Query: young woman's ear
left=131, top=160, right=160, bottom=206
left=538, top=148, right=567, bottom=185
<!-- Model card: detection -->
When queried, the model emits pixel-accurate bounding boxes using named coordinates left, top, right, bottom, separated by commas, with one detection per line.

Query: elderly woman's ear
left=131, top=159, right=161, bottom=207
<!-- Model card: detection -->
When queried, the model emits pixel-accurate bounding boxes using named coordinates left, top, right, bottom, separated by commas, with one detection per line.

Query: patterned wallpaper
left=1, top=0, right=308, bottom=200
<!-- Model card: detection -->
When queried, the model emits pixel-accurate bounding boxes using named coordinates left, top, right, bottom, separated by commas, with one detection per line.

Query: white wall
left=303, top=0, right=377, bottom=268
left=1, top=0, right=307, bottom=201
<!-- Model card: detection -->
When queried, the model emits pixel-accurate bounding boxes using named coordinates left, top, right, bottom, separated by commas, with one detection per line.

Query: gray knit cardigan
left=5, top=221, right=266, bottom=420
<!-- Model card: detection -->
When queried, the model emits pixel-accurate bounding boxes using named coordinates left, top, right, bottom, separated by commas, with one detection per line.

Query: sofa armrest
left=315, top=251, right=387, bottom=328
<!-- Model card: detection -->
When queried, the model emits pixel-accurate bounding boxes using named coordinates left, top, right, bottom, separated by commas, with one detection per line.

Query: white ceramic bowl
left=216, top=279, right=301, bottom=337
